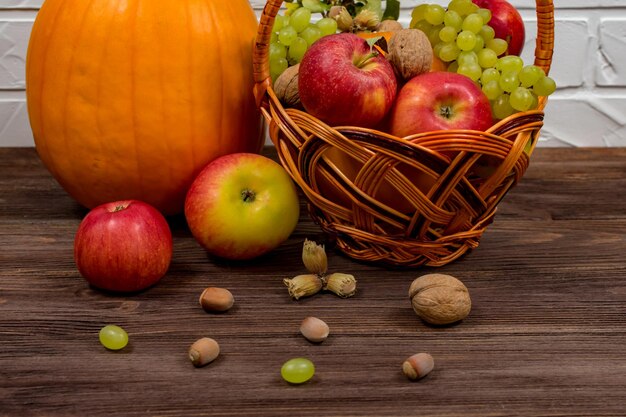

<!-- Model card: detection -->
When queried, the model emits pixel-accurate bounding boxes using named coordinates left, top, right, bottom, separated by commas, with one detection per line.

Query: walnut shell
left=387, top=28, right=432, bottom=81
left=377, top=19, right=403, bottom=32
left=273, top=64, right=301, bottom=109
left=408, top=274, right=471, bottom=325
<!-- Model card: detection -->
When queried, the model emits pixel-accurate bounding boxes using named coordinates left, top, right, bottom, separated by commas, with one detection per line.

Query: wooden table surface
left=1, top=146, right=626, bottom=416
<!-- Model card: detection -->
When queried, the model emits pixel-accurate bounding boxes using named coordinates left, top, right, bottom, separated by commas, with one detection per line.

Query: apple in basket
left=389, top=71, right=493, bottom=138
left=298, top=32, right=397, bottom=128
left=472, top=0, right=525, bottom=56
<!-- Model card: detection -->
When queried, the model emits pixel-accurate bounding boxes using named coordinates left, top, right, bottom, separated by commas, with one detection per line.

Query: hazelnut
left=408, top=274, right=471, bottom=325
left=402, top=352, right=434, bottom=380
left=188, top=337, right=220, bottom=367
left=199, top=287, right=234, bottom=313
left=300, top=316, right=330, bottom=343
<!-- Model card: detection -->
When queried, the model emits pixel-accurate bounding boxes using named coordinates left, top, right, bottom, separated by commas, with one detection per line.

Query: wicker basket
left=252, top=1, right=555, bottom=267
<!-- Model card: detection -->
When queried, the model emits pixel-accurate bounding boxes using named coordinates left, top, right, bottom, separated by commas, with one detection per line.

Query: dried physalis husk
left=323, top=273, right=357, bottom=298
left=387, top=28, right=433, bottom=81
left=331, top=6, right=353, bottom=32
left=273, top=63, right=301, bottom=109
left=302, top=239, right=328, bottom=276
left=353, top=10, right=380, bottom=32
left=283, top=274, right=323, bottom=300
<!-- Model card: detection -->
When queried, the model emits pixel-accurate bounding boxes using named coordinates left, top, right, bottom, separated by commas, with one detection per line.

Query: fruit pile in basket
left=270, top=0, right=556, bottom=133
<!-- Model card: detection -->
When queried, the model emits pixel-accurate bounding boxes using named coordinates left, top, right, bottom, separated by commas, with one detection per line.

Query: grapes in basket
left=271, top=0, right=557, bottom=132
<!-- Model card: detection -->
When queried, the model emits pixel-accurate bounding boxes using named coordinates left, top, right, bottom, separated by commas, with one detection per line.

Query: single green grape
left=411, top=4, right=428, bottom=21
left=482, top=79, right=502, bottom=100
left=270, top=57, right=288, bottom=81
left=448, top=0, right=476, bottom=17
left=457, top=63, right=482, bottom=82
left=498, top=70, right=520, bottom=93
left=533, top=76, right=557, bottom=96
left=486, top=38, right=508, bottom=56
left=457, top=50, right=478, bottom=66
left=477, top=48, right=498, bottom=68
left=300, top=25, right=322, bottom=47
left=424, top=4, right=446, bottom=25
left=472, top=35, right=485, bottom=53
left=290, top=7, right=311, bottom=33
left=426, top=24, right=443, bottom=47
left=99, top=325, right=128, bottom=351
left=439, top=42, right=461, bottom=62
left=509, top=86, right=534, bottom=111
left=273, top=14, right=288, bottom=33
left=439, top=25, right=458, bottom=43
left=492, top=93, right=515, bottom=120
left=269, top=42, right=287, bottom=61
left=497, top=55, right=524, bottom=73
left=456, top=30, right=477, bottom=51
left=288, top=37, right=308, bottom=64
left=281, top=358, right=315, bottom=384
left=433, top=42, right=445, bottom=59
left=479, top=25, right=495, bottom=42
left=316, top=17, right=337, bottom=37
left=519, top=65, right=545, bottom=88
left=413, top=19, right=433, bottom=34
left=481, top=67, right=500, bottom=85
left=278, top=25, right=298, bottom=46
left=443, top=10, right=463, bottom=30
left=476, top=8, right=492, bottom=24
left=462, top=13, right=484, bottom=33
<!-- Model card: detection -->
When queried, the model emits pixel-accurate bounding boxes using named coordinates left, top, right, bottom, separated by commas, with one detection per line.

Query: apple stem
left=353, top=51, right=378, bottom=69
left=113, top=203, right=130, bottom=212
left=241, top=189, right=255, bottom=203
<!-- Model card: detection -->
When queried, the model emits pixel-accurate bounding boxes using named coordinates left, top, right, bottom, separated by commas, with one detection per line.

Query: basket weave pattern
left=253, top=0, right=555, bottom=267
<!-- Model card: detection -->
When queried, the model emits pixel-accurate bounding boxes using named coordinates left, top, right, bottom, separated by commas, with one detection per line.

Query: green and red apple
left=184, top=153, right=300, bottom=260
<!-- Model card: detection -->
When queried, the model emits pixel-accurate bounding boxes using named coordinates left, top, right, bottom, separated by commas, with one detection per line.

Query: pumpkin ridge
left=62, top=0, right=99, bottom=198
left=28, top=0, right=65, bottom=180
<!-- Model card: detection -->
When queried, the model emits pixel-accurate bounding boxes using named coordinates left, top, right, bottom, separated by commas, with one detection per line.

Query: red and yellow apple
left=184, top=153, right=300, bottom=260
left=74, top=200, right=173, bottom=293
left=389, top=72, right=493, bottom=138
left=298, top=32, right=397, bottom=128
left=472, top=0, right=525, bottom=56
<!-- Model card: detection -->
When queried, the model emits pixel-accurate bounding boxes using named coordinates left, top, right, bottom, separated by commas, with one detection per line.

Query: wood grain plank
left=1, top=147, right=626, bottom=416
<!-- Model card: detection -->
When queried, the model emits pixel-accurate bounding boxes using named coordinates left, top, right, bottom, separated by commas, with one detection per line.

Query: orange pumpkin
left=26, top=0, right=263, bottom=215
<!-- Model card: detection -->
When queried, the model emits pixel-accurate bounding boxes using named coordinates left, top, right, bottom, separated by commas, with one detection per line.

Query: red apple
left=74, top=200, right=173, bottom=293
left=389, top=72, right=493, bottom=137
left=184, top=153, right=300, bottom=260
left=472, top=0, right=525, bottom=56
left=298, top=32, right=397, bottom=128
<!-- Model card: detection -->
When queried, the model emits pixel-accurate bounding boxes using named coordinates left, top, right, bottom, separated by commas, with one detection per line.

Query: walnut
left=408, top=274, right=471, bottom=325
left=376, top=19, right=403, bottom=32
left=273, top=64, right=301, bottom=109
left=386, top=28, right=433, bottom=81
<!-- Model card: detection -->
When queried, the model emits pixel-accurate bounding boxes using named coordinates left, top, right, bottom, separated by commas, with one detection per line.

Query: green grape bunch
left=410, top=0, right=556, bottom=120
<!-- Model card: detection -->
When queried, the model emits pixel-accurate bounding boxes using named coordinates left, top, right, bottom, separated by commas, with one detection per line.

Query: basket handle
left=253, top=0, right=555, bottom=107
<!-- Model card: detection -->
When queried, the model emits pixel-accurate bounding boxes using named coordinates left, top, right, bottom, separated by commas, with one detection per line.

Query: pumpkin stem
left=241, top=189, right=256, bottom=203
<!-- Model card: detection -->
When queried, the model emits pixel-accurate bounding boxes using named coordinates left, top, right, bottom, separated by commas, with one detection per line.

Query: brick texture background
left=1, top=0, right=625, bottom=146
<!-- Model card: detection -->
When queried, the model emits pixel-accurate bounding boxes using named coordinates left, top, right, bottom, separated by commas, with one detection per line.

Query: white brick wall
left=1, top=0, right=625, bottom=147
